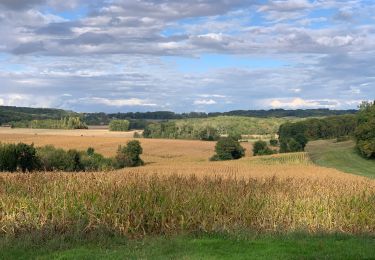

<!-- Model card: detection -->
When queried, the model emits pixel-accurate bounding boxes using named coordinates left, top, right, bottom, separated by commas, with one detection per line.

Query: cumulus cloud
left=0, top=0, right=374, bottom=111
left=80, top=97, right=157, bottom=107
left=194, top=99, right=217, bottom=105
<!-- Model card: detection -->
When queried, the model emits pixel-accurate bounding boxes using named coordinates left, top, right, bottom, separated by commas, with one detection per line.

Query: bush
left=0, top=143, right=39, bottom=172
left=109, top=120, right=130, bottom=132
left=253, top=140, right=275, bottom=156
left=81, top=151, right=115, bottom=171
left=210, top=137, right=245, bottom=161
left=1, top=142, right=145, bottom=173
left=270, top=138, right=279, bottom=146
left=0, top=143, right=18, bottom=172
left=37, top=146, right=75, bottom=171
left=280, top=138, right=304, bottom=153
left=116, top=140, right=144, bottom=167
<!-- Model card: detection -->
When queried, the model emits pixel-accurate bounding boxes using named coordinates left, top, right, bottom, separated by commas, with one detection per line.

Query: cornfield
left=0, top=172, right=374, bottom=237
left=0, top=130, right=374, bottom=238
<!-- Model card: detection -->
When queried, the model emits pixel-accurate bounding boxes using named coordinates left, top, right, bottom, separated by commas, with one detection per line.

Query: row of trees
left=277, top=114, right=357, bottom=153
left=10, top=117, right=88, bottom=130
left=109, top=120, right=130, bottom=131
left=82, top=108, right=357, bottom=124
left=143, top=121, right=221, bottom=141
left=0, top=141, right=143, bottom=173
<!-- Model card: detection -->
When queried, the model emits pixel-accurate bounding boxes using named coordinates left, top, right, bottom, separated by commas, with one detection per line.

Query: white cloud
left=194, top=99, right=217, bottom=105
left=269, top=98, right=339, bottom=109
left=80, top=97, right=157, bottom=107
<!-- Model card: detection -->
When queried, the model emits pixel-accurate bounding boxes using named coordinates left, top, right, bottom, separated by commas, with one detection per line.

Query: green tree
left=116, top=140, right=144, bottom=167
left=16, top=143, right=40, bottom=172
left=253, top=140, right=274, bottom=156
left=109, top=120, right=130, bottom=132
left=0, top=143, right=18, bottom=172
left=355, top=101, right=375, bottom=159
left=210, top=137, right=245, bottom=161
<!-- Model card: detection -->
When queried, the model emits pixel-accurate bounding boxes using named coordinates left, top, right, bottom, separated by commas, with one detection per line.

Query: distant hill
left=1, top=105, right=357, bottom=126
left=0, top=106, right=77, bottom=125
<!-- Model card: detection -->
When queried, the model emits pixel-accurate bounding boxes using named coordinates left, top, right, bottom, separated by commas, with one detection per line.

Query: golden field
left=0, top=128, right=374, bottom=237
left=0, top=128, right=370, bottom=180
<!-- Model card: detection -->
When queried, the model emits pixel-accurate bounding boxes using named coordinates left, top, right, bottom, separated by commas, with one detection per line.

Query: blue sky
left=0, top=0, right=374, bottom=112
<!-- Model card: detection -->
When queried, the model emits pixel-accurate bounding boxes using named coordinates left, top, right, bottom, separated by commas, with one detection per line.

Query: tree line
left=1, top=105, right=357, bottom=126
left=9, top=117, right=88, bottom=130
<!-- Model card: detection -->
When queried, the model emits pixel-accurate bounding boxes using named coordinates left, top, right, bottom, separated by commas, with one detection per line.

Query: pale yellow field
left=0, top=128, right=372, bottom=182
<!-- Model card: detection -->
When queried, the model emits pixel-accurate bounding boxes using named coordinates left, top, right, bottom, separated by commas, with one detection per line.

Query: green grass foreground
left=306, top=140, right=375, bottom=179
left=1, top=233, right=374, bottom=259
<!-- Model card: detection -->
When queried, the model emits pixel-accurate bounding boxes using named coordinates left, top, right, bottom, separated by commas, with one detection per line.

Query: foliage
left=143, top=116, right=301, bottom=140
left=0, top=105, right=75, bottom=125
left=0, top=143, right=39, bottom=172
left=109, top=120, right=130, bottom=132
left=37, top=146, right=84, bottom=172
left=270, top=138, right=279, bottom=146
left=198, top=126, right=220, bottom=141
left=10, top=117, right=88, bottom=130
left=210, top=137, right=245, bottom=161
left=0, top=142, right=144, bottom=173
left=80, top=108, right=358, bottom=125
left=278, top=115, right=357, bottom=141
left=116, top=140, right=144, bottom=167
left=253, top=140, right=275, bottom=156
left=355, top=101, right=375, bottom=159
left=280, top=138, right=304, bottom=153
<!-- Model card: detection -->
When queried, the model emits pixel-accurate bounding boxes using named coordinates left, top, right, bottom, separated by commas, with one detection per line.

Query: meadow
left=307, top=140, right=375, bottom=179
left=0, top=129, right=374, bottom=258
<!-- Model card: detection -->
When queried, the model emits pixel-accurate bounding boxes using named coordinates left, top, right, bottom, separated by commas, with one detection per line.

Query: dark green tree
left=210, top=137, right=245, bottom=161
left=16, top=143, right=40, bottom=172
left=355, top=101, right=375, bottom=159
left=116, top=140, right=144, bottom=167
left=253, top=140, right=274, bottom=156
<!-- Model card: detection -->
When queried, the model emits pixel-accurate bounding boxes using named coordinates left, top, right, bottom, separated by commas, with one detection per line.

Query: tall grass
left=1, top=172, right=374, bottom=238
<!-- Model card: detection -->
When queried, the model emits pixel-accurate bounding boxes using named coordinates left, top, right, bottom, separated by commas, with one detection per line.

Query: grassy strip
left=1, top=233, right=374, bottom=259
left=306, top=140, right=375, bottom=179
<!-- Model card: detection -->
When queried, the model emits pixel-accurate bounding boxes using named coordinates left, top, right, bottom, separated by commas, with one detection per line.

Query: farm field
left=1, top=129, right=374, bottom=259
left=306, top=140, right=375, bottom=179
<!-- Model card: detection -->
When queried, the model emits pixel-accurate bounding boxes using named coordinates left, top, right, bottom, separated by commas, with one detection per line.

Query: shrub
left=0, top=143, right=18, bottom=172
left=116, top=140, right=144, bottom=167
left=81, top=152, right=115, bottom=171
left=37, top=145, right=74, bottom=171
left=210, top=137, right=245, bottom=161
left=0, top=143, right=39, bottom=172
left=109, top=120, right=130, bottom=132
left=270, top=138, right=279, bottom=146
left=87, top=147, right=95, bottom=156
left=16, top=143, right=40, bottom=172
left=280, top=138, right=303, bottom=153
left=253, top=140, right=275, bottom=156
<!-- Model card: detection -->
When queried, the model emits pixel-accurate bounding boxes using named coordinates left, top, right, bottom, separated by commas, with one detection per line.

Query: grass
left=1, top=233, right=374, bottom=259
left=306, top=140, right=375, bottom=179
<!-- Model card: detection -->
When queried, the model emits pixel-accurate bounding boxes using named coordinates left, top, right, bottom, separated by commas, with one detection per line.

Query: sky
left=0, top=0, right=374, bottom=112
